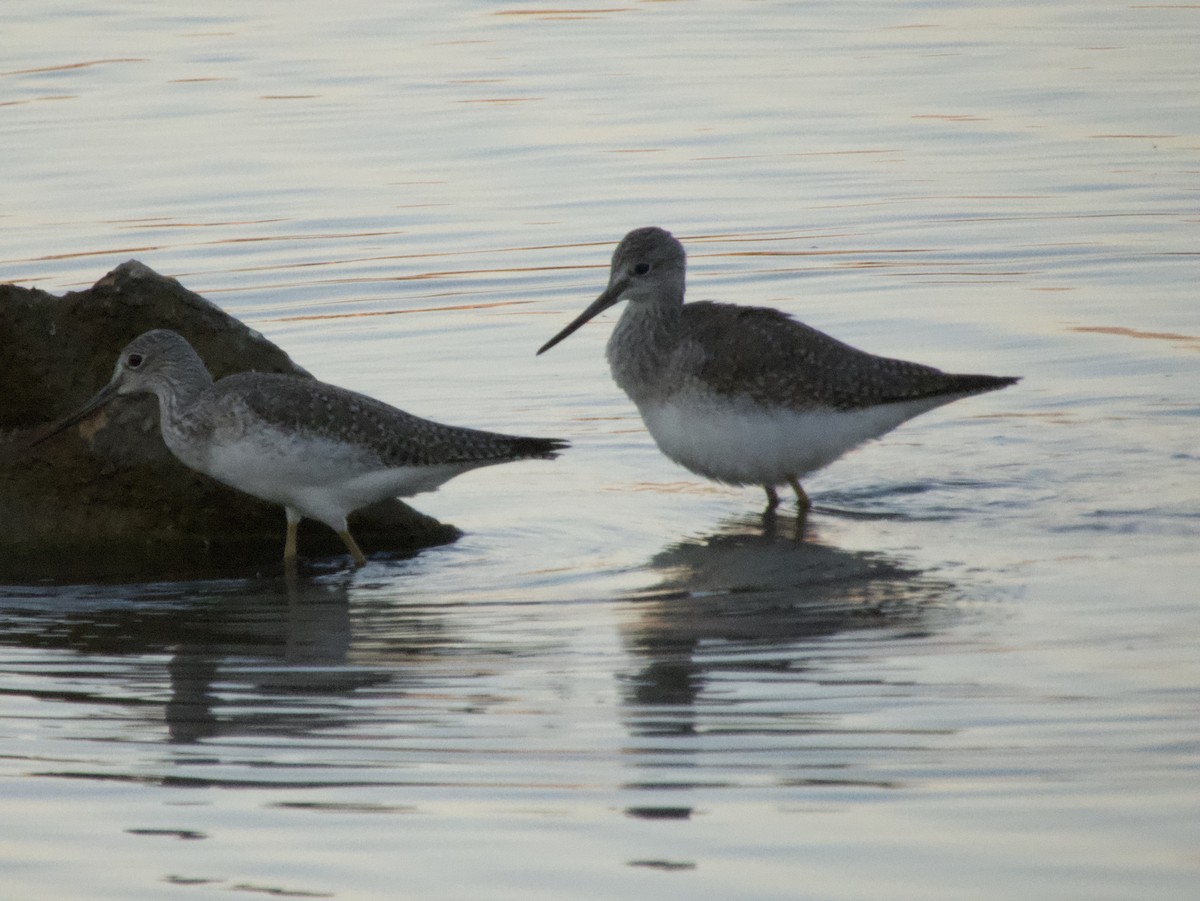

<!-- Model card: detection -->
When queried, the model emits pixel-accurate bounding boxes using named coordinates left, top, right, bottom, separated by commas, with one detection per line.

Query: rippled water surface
left=3, top=2, right=1199, bottom=899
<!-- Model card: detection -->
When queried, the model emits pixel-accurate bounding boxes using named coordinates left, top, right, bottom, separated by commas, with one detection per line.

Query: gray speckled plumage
left=35, top=329, right=566, bottom=566
left=195, top=370, right=562, bottom=470
left=678, top=300, right=1014, bottom=410
left=538, top=226, right=1018, bottom=510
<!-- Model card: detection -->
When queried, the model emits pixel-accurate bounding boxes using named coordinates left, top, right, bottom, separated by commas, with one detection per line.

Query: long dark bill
left=536, top=281, right=625, bottom=356
left=26, top=381, right=120, bottom=450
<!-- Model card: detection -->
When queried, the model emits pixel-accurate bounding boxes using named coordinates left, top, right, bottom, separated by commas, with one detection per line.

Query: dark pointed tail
left=945, top=374, right=1021, bottom=395
left=508, top=437, right=570, bottom=460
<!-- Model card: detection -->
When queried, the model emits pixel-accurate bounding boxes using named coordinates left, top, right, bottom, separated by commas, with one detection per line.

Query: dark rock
left=0, top=260, right=459, bottom=582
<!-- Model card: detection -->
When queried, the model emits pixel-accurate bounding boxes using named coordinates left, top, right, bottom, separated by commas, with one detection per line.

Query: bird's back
left=209, top=372, right=565, bottom=468
left=680, top=301, right=1017, bottom=410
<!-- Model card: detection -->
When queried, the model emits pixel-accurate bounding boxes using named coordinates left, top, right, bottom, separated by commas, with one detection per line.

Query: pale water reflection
left=3, top=0, right=1199, bottom=898
left=0, top=518, right=971, bottom=896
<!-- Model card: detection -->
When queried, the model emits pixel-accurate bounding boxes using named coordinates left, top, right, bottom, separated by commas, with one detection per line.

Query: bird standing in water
left=537, top=227, right=1016, bottom=511
left=34, top=329, right=567, bottom=566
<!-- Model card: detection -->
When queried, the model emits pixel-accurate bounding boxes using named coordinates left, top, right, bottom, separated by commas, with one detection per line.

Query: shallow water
left=2, top=1, right=1199, bottom=898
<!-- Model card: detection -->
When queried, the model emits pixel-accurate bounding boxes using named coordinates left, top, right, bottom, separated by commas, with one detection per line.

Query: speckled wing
left=211, top=373, right=565, bottom=467
left=684, top=301, right=1016, bottom=410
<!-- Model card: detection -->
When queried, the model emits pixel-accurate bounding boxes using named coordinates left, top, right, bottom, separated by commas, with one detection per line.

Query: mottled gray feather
left=683, top=301, right=1018, bottom=410
left=209, top=372, right=566, bottom=468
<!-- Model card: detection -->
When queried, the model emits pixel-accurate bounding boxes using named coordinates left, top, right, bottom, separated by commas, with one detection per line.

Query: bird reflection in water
left=615, top=513, right=957, bottom=824
left=0, top=575, right=452, bottom=750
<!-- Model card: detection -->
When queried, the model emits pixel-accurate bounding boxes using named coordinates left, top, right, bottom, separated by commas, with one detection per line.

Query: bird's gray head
left=607, top=226, right=686, bottom=304
left=104, top=329, right=208, bottom=397
left=537, top=227, right=687, bottom=355
left=27, top=329, right=211, bottom=450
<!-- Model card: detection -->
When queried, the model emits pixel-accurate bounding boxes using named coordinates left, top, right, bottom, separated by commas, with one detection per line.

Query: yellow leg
left=284, top=518, right=299, bottom=563
left=338, top=529, right=367, bottom=567
left=787, top=476, right=811, bottom=512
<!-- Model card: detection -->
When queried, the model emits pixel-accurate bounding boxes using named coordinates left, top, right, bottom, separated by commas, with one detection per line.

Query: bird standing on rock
left=33, top=329, right=567, bottom=567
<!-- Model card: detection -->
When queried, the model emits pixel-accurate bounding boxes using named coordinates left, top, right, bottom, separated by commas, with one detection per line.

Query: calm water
left=3, top=1, right=1199, bottom=898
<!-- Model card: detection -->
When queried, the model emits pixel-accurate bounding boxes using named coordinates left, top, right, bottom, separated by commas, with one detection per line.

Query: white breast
left=638, top=395, right=962, bottom=487
left=197, top=429, right=476, bottom=530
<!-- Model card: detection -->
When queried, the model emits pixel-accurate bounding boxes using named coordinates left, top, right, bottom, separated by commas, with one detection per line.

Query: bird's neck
left=154, top=363, right=215, bottom=433
left=607, top=299, right=682, bottom=402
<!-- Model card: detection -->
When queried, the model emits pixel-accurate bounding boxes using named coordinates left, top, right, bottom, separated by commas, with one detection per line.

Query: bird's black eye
left=633, top=262, right=652, bottom=276
left=127, top=353, right=144, bottom=369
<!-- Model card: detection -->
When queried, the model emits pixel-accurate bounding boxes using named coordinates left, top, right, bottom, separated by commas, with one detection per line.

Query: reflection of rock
left=0, top=576, right=454, bottom=747
left=0, top=261, right=457, bottom=580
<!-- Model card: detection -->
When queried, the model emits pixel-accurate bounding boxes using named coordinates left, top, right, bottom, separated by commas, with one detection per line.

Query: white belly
left=638, top=396, right=959, bottom=487
left=195, top=431, right=477, bottom=530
